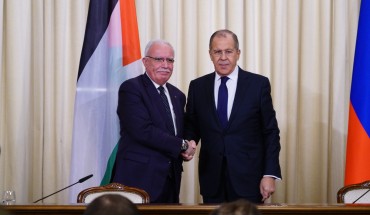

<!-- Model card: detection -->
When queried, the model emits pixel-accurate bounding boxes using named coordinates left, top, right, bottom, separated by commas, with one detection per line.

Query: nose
left=220, top=51, right=228, bottom=59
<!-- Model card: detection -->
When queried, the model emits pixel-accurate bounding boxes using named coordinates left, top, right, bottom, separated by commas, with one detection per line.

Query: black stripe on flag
left=77, top=0, right=119, bottom=80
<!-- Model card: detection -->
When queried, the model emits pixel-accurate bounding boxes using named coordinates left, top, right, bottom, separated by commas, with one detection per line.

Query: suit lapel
left=143, top=74, right=181, bottom=136
left=228, top=68, right=250, bottom=126
left=167, top=84, right=181, bottom=133
left=142, top=74, right=169, bottom=125
left=205, top=73, right=223, bottom=128
left=207, top=73, right=217, bottom=110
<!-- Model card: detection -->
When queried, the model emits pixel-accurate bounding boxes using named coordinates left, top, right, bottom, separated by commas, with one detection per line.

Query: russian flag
left=345, top=0, right=370, bottom=186
left=69, top=0, right=142, bottom=202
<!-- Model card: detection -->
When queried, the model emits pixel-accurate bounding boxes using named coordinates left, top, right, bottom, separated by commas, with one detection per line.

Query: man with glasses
left=112, top=39, right=196, bottom=203
left=185, top=30, right=281, bottom=203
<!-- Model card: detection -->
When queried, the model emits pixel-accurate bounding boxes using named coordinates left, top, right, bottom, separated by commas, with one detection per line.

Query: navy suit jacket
left=185, top=67, right=281, bottom=199
left=112, top=73, right=186, bottom=202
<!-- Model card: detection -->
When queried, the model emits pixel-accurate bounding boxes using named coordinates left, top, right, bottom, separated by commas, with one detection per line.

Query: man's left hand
left=260, top=177, right=276, bottom=201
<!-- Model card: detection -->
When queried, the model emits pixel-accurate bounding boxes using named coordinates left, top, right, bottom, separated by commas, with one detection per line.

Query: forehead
left=211, top=34, right=235, bottom=49
left=147, top=43, right=174, bottom=56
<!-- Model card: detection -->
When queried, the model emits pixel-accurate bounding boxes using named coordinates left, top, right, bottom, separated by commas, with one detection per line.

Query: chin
left=217, top=70, right=231, bottom=76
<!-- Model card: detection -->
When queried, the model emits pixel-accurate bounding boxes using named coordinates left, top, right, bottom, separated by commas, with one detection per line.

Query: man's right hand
left=181, top=140, right=196, bottom=161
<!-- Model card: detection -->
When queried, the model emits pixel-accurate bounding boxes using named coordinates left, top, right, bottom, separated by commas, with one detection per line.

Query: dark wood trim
left=3, top=204, right=370, bottom=215
left=337, top=180, right=370, bottom=203
left=77, top=183, right=150, bottom=203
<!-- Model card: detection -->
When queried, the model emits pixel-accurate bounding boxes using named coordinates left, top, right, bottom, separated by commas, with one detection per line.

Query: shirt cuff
left=263, top=175, right=282, bottom=180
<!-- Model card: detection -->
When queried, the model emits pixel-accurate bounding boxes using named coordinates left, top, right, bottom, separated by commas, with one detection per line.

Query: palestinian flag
left=69, top=0, right=142, bottom=202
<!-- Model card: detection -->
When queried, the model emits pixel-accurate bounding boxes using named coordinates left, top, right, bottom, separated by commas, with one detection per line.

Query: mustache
left=157, top=69, right=171, bottom=73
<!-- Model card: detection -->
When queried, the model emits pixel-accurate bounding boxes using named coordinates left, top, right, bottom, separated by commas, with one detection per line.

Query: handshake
left=181, top=140, right=197, bottom=161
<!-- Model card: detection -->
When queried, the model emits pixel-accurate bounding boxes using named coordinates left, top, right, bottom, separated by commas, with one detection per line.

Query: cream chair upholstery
left=77, top=183, right=150, bottom=204
left=337, top=180, right=370, bottom=203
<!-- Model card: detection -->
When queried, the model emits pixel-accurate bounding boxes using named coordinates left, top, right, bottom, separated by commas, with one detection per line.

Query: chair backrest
left=77, top=183, right=150, bottom=204
left=337, top=180, right=370, bottom=203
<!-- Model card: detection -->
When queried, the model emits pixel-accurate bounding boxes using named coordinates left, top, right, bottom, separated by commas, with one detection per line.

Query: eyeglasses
left=145, top=56, right=175, bottom=64
left=211, top=49, right=238, bottom=57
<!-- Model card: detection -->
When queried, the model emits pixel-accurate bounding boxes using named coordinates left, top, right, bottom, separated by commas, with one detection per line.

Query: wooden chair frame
left=77, top=183, right=150, bottom=204
left=337, top=180, right=370, bottom=203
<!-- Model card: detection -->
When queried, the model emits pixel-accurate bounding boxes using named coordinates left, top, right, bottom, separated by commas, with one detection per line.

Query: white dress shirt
left=146, top=73, right=177, bottom=135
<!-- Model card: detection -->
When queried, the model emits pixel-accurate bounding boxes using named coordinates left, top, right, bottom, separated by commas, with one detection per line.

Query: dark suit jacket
left=112, top=73, right=186, bottom=202
left=185, top=67, right=281, bottom=199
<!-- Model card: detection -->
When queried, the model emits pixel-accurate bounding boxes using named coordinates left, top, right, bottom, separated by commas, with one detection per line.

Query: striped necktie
left=158, top=86, right=176, bottom=135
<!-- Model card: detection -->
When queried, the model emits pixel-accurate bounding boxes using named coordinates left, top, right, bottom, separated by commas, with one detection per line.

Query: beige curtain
left=0, top=0, right=361, bottom=204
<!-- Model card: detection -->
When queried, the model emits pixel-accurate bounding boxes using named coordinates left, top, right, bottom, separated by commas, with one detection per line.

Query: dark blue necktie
left=217, top=76, right=229, bottom=129
left=158, top=86, right=176, bottom=135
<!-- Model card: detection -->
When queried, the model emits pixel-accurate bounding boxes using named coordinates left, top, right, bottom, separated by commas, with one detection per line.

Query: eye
left=166, top=58, right=175, bottom=63
left=214, top=50, right=222, bottom=55
left=154, top=57, right=165, bottom=62
left=225, top=50, right=234, bottom=55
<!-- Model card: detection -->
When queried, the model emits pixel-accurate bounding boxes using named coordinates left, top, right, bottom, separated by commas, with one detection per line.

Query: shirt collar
left=215, top=66, right=239, bottom=81
left=145, top=72, right=168, bottom=90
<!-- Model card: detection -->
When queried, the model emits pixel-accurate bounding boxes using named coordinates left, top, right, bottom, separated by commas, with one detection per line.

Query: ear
left=236, top=49, right=241, bottom=59
left=142, top=57, right=148, bottom=66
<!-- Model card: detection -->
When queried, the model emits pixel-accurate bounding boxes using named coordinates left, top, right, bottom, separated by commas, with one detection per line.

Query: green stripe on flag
left=100, top=141, right=119, bottom=185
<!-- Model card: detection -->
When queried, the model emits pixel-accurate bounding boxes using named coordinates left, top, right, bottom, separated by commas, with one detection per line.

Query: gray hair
left=209, top=29, right=239, bottom=51
left=144, top=39, right=175, bottom=56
